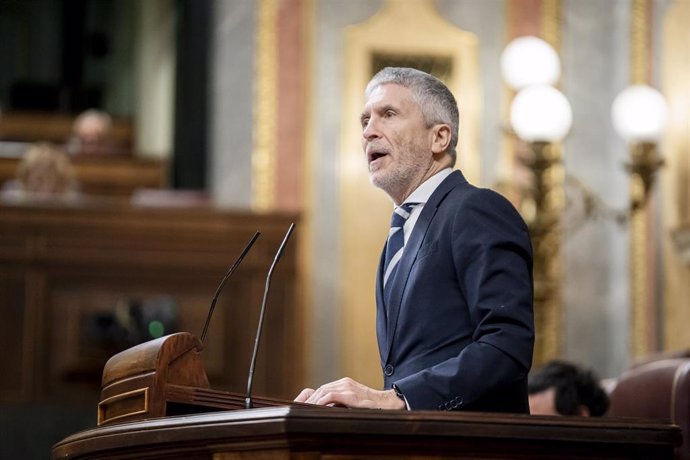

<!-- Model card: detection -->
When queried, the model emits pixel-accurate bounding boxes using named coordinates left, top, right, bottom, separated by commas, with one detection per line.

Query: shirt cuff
left=392, top=383, right=411, bottom=410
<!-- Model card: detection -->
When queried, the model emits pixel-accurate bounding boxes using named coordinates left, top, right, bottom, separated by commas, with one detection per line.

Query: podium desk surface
left=52, top=405, right=681, bottom=460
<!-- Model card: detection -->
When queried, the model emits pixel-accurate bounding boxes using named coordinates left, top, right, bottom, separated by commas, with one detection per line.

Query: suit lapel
left=375, top=247, right=387, bottom=357
left=381, top=170, right=467, bottom=363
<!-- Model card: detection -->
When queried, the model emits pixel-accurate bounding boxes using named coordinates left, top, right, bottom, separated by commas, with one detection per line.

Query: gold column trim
left=530, top=140, right=565, bottom=366
left=252, top=0, right=278, bottom=211
left=631, top=0, right=649, bottom=85
left=629, top=0, right=651, bottom=359
left=541, top=0, right=561, bottom=51
left=299, top=0, right=316, bottom=389
left=535, top=0, right=563, bottom=365
left=630, top=181, right=648, bottom=358
left=661, top=0, right=690, bottom=352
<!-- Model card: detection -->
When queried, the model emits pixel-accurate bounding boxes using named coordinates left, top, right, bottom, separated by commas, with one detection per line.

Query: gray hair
left=365, top=67, right=459, bottom=165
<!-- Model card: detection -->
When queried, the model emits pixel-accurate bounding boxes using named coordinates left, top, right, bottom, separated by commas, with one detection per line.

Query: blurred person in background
left=66, top=109, right=115, bottom=156
left=2, top=143, right=80, bottom=199
left=528, top=360, right=609, bottom=416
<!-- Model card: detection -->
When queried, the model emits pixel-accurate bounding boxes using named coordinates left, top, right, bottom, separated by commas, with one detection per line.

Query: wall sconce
left=501, top=36, right=571, bottom=364
left=611, top=84, right=668, bottom=358
left=501, top=39, right=670, bottom=362
left=509, top=83, right=572, bottom=229
left=501, top=36, right=572, bottom=228
left=611, top=84, right=668, bottom=210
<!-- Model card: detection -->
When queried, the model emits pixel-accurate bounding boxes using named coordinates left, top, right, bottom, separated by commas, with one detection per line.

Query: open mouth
left=367, top=147, right=389, bottom=163
left=369, top=152, right=386, bottom=162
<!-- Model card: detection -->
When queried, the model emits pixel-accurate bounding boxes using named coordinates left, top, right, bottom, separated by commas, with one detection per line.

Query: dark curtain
left=171, top=0, right=211, bottom=189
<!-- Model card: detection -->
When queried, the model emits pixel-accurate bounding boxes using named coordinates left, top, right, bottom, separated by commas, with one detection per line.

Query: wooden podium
left=54, top=405, right=681, bottom=459
left=53, top=334, right=682, bottom=459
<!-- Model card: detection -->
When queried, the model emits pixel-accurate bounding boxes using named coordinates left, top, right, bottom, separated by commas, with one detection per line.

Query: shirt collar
left=403, top=168, right=453, bottom=206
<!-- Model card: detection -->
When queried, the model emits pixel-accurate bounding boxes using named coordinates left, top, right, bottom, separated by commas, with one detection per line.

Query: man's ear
left=431, top=124, right=452, bottom=156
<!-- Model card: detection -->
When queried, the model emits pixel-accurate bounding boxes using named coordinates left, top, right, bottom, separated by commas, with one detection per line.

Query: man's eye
left=361, top=118, right=369, bottom=127
left=385, top=110, right=395, bottom=117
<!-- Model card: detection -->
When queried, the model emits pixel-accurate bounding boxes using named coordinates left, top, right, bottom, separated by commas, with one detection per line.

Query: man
left=66, top=109, right=114, bottom=156
left=528, top=360, right=610, bottom=416
left=296, top=67, right=534, bottom=412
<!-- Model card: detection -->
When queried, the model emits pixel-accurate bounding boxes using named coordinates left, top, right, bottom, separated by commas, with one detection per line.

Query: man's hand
left=294, top=377, right=406, bottom=410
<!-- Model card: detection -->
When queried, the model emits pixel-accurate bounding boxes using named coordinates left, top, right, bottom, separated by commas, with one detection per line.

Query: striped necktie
left=383, top=202, right=419, bottom=298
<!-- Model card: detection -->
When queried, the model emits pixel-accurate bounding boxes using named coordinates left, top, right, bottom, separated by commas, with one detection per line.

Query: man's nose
left=362, top=118, right=381, bottom=140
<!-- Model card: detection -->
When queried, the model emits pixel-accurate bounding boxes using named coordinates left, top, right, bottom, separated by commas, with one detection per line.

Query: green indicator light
left=148, top=320, right=165, bottom=338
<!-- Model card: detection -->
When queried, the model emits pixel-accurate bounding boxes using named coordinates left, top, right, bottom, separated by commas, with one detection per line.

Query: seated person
left=2, top=143, right=80, bottom=199
left=66, top=109, right=115, bottom=156
left=528, top=360, right=609, bottom=416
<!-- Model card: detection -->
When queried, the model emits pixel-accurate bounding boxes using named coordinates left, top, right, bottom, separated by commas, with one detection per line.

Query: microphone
left=200, top=231, right=261, bottom=345
left=245, top=222, right=295, bottom=409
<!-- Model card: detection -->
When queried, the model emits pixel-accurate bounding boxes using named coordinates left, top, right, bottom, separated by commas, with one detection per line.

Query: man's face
left=528, top=388, right=560, bottom=415
left=360, top=83, right=434, bottom=203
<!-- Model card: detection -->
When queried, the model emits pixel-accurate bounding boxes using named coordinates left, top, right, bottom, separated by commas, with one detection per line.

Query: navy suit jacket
left=376, top=170, right=534, bottom=413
